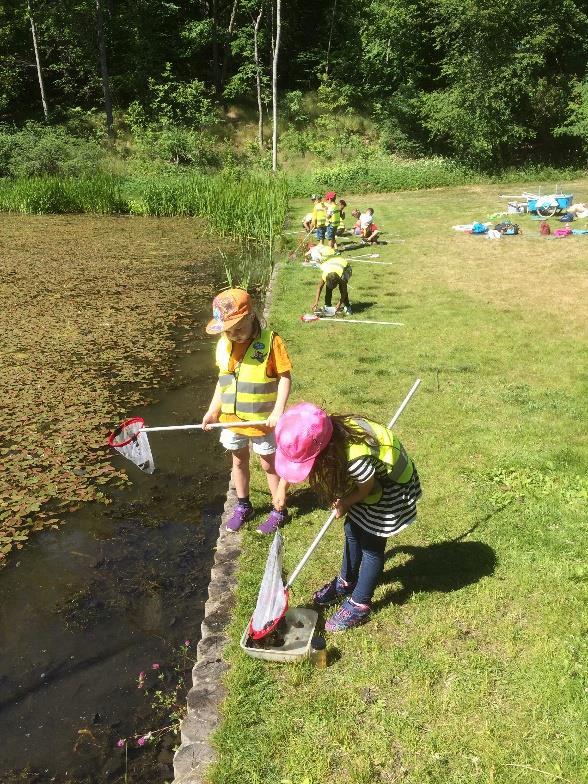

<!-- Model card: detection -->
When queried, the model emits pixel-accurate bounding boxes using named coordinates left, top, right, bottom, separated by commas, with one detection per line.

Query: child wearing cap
left=273, top=403, right=421, bottom=631
left=202, top=288, right=292, bottom=534
left=311, top=257, right=352, bottom=315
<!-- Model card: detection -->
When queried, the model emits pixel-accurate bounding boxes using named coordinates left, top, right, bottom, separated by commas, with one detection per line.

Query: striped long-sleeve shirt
left=346, top=455, right=422, bottom=538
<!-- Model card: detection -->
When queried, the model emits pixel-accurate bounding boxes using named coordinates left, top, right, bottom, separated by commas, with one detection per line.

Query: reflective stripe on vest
left=321, top=259, right=348, bottom=282
left=313, top=203, right=327, bottom=226
left=346, top=417, right=413, bottom=486
left=327, top=206, right=340, bottom=226
left=216, top=329, right=278, bottom=419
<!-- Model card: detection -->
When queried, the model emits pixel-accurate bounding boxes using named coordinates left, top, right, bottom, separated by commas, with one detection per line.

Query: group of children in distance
left=302, top=192, right=382, bottom=314
left=201, top=195, right=420, bottom=632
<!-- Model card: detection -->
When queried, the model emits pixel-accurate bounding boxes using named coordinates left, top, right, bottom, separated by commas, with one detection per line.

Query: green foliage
left=0, top=175, right=126, bottom=213
left=134, top=127, right=221, bottom=168
left=0, top=123, right=104, bottom=177
left=286, top=155, right=477, bottom=196
left=147, top=63, right=218, bottom=128
left=554, top=78, right=588, bottom=149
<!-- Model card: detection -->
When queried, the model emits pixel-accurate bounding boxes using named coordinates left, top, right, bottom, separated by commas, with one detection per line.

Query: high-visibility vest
left=346, top=417, right=414, bottom=503
left=216, top=329, right=278, bottom=420
left=327, top=205, right=340, bottom=226
left=320, top=258, right=349, bottom=282
left=313, top=202, right=327, bottom=226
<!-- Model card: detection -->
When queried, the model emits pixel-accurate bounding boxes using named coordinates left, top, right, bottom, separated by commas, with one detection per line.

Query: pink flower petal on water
left=151, top=663, right=160, bottom=670
left=184, top=640, right=191, bottom=646
left=137, top=736, right=146, bottom=746
left=116, top=739, right=126, bottom=748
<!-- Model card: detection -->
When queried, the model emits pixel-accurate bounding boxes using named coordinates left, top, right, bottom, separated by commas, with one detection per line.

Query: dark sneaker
left=225, top=503, right=254, bottom=532
left=325, top=598, right=370, bottom=632
left=256, top=508, right=289, bottom=535
left=313, top=576, right=354, bottom=607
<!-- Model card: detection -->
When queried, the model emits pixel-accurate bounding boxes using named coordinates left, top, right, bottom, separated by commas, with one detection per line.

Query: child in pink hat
left=274, top=402, right=421, bottom=631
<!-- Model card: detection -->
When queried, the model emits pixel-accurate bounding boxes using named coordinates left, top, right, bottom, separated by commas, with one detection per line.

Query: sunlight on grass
left=209, top=182, right=588, bottom=784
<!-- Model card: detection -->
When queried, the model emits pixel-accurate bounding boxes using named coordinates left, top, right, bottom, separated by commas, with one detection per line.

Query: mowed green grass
left=208, top=183, right=588, bottom=784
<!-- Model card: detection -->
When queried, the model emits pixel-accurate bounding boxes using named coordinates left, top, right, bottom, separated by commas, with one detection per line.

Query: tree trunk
left=27, top=0, right=49, bottom=121
left=220, top=0, right=240, bottom=90
left=210, top=0, right=221, bottom=95
left=253, top=7, right=264, bottom=150
left=326, top=0, right=338, bottom=76
left=271, top=0, right=281, bottom=172
left=95, top=0, right=114, bottom=137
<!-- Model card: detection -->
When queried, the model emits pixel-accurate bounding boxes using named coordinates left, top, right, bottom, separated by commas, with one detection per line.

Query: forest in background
left=4, top=0, right=588, bottom=178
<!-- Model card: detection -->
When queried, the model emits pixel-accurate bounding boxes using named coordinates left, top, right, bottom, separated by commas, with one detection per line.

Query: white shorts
left=219, top=427, right=276, bottom=455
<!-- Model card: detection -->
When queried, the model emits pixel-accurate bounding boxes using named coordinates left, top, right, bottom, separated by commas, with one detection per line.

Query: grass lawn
left=207, top=183, right=588, bottom=784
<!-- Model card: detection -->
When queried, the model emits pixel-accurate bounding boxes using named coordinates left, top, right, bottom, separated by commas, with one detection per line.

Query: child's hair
left=325, top=272, right=340, bottom=289
left=339, top=199, right=347, bottom=207
left=367, top=208, right=374, bottom=215
left=351, top=209, right=361, bottom=218
left=309, top=415, right=378, bottom=503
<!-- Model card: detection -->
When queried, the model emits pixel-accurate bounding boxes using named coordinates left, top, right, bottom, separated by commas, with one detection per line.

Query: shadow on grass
left=347, top=300, right=374, bottom=314
left=372, top=540, right=497, bottom=611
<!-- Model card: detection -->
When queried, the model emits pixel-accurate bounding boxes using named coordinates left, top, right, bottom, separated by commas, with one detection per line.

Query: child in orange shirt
left=202, top=289, right=292, bottom=534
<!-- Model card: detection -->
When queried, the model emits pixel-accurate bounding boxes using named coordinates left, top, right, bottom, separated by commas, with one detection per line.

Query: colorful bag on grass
left=471, top=222, right=488, bottom=234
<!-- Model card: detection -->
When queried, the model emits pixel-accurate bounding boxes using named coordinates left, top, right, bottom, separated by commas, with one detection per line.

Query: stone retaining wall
left=173, top=262, right=281, bottom=784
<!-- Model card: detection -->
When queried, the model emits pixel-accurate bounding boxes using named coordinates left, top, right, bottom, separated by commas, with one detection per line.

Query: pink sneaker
left=325, top=598, right=370, bottom=632
left=225, top=503, right=254, bottom=532
left=256, top=508, right=289, bottom=535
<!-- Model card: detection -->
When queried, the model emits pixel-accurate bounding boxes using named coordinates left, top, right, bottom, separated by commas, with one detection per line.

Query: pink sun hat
left=275, top=402, right=333, bottom=483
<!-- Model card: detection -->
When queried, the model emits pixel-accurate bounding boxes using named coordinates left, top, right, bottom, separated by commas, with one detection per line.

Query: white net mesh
left=109, top=418, right=155, bottom=474
left=250, top=532, right=288, bottom=639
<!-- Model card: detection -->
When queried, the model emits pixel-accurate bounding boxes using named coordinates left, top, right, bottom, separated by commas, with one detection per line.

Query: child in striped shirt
left=273, top=402, right=421, bottom=631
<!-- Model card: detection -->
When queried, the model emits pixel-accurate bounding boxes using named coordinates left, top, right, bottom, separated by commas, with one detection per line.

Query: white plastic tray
left=240, top=607, right=318, bottom=663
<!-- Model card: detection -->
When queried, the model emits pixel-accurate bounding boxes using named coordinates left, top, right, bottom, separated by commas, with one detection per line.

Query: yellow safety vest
left=320, top=258, right=349, bottom=282
left=327, top=205, right=341, bottom=226
left=346, top=417, right=414, bottom=504
left=216, top=329, right=278, bottom=420
left=313, top=202, right=327, bottom=226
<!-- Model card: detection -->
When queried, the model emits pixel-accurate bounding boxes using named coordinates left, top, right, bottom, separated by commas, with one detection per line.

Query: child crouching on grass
left=273, top=403, right=421, bottom=631
left=311, top=258, right=352, bottom=314
left=202, top=288, right=292, bottom=534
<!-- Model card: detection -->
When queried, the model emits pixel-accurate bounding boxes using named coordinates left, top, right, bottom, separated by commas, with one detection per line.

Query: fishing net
left=108, top=417, right=155, bottom=474
left=249, top=531, right=288, bottom=640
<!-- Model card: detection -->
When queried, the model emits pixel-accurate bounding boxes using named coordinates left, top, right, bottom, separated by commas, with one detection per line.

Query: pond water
left=0, top=218, right=240, bottom=782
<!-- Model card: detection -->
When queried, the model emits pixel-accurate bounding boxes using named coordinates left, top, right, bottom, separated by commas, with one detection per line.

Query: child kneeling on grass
left=311, top=258, right=352, bottom=314
left=273, top=403, right=421, bottom=631
left=202, top=288, right=292, bottom=534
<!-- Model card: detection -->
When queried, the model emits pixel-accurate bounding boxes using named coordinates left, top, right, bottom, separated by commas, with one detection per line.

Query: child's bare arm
left=202, top=382, right=222, bottom=429
left=311, top=280, right=324, bottom=310
left=333, top=476, right=376, bottom=517
left=266, top=371, right=291, bottom=428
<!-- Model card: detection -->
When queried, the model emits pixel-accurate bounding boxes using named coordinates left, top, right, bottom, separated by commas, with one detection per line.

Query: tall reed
left=141, top=173, right=289, bottom=240
left=0, top=175, right=126, bottom=214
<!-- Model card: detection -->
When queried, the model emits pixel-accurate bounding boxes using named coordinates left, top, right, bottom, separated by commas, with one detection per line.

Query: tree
left=27, top=0, right=49, bottom=120
left=271, top=0, right=280, bottom=171
left=95, top=0, right=113, bottom=136
left=253, top=6, right=264, bottom=149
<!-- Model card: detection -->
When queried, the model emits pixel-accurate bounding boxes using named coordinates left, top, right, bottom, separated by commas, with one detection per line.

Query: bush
left=0, top=123, right=104, bottom=177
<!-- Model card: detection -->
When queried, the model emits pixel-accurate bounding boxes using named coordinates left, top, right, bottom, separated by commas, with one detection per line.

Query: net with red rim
left=248, top=532, right=289, bottom=640
left=108, top=417, right=155, bottom=474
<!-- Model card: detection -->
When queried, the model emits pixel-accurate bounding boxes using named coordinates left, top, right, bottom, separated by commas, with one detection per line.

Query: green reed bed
left=0, top=172, right=289, bottom=242
left=140, top=173, right=289, bottom=240
left=0, top=175, right=127, bottom=215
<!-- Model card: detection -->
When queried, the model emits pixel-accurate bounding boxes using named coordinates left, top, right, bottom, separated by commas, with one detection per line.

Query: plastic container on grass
left=240, top=607, right=318, bottom=663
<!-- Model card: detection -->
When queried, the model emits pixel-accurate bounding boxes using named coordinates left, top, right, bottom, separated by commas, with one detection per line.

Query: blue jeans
left=341, top=519, right=387, bottom=605
left=315, top=225, right=326, bottom=242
